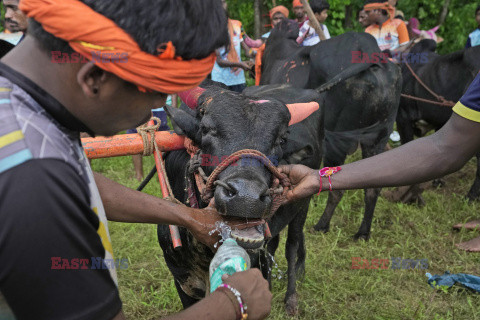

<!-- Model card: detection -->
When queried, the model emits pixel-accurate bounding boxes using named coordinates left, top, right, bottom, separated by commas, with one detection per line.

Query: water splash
left=268, top=252, right=284, bottom=280
left=208, top=221, right=232, bottom=241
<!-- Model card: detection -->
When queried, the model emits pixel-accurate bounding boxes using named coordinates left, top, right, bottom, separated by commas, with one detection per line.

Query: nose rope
left=184, top=137, right=291, bottom=217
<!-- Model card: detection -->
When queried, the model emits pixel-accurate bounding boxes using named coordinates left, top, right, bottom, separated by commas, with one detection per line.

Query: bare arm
left=112, top=292, right=235, bottom=320
left=111, top=269, right=271, bottom=320
left=280, top=114, right=480, bottom=201
left=215, top=49, right=252, bottom=71
left=93, top=172, right=260, bottom=248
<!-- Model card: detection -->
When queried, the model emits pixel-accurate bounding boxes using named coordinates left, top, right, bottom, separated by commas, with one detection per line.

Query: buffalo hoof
left=285, top=292, right=299, bottom=316
left=353, top=232, right=370, bottom=241
left=312, top=222, right=329, bottom=234
left=432, top=179, right=445, bottom=188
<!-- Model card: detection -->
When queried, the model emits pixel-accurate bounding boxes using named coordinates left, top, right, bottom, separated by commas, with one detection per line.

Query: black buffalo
left=397, top=40, right=480, bottom=200
left=260, top=19, right=402, bottom=240
left=157, top=82, right=323, bottom=315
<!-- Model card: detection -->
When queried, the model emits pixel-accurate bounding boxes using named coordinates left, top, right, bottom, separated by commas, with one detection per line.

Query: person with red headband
left=0, top=0, right=272, bottom=319
left=293, top=0, right=308, bottom=28
left=363, top=0, right=409, bottom=53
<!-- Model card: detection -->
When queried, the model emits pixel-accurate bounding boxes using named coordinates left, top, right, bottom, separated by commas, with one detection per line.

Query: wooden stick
left=300, top=0, right=326, bottom=41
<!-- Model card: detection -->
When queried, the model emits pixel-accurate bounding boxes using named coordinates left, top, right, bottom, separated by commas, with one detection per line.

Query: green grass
left=92, top=151, right=480, bottom=319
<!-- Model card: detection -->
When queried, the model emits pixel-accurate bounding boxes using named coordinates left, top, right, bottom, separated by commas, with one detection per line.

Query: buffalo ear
left=164, top=105, right=200, bottom=143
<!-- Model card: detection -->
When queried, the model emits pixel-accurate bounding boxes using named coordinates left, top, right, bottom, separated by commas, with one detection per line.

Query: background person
left=0, top=0, right=272, bottom=319
left=466, top=5, right=480, bottom=48
left=0, top=0, right=27, bottom=45
left=297, top=0, right=331, bottom=46
left=211, top=0, right=254, bottom=93
left=364, top=0, right=409, bottom=53
left=293, top=0, right=308, bottom=28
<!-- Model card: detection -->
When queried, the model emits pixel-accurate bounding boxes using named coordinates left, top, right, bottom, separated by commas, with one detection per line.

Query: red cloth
left=20, top=0, right=216, bottom=94
left=292, top=0, right=304, bottom=8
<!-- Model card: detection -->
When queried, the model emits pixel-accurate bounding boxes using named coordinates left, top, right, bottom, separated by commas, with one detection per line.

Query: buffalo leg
left=284, top=207, right=308, bottom=316
left=466, top=152, right=480, bottom=201
left=314, top=190, right=345, bottom=232
left=353, top=140, right=386, bottom=240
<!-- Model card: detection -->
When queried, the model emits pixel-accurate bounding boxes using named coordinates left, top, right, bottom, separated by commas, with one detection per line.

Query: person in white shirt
left=297, top=0, right=331, bottom=46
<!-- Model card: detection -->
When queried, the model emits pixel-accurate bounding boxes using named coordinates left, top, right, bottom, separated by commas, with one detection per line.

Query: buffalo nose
left=214, top=178, right=272, bottom=219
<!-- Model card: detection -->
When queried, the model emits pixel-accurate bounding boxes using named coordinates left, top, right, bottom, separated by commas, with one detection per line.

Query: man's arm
left=112, top=269, right=272, bottom=320
left=215, top=49, right=253, bottom=71
left=279, top=113, right=480, bottom=202
left=94, top=173, right=263, bottom=249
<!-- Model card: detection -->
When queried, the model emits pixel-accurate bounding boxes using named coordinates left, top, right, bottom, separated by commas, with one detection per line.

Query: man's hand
left=240, top=60, right=254, bottom=71
left=277, top=164, right=319, bottom=204
left=222, top=269, right=272, bottom=320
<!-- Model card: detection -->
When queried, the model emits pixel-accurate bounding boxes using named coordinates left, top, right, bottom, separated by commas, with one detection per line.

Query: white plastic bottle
left=209, top=238, right=251, bottom=292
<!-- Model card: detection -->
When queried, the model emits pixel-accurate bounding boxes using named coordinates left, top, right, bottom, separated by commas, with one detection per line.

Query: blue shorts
left=126, top=110, right=169, bottom=134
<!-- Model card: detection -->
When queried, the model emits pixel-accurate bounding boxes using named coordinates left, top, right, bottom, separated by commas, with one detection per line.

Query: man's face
left=366, top=9, right=380, bottom=24
left=293, top=6, right=305, bottom=20
left=358, top=10, right=371, bottom=28
left=271, top=12, right=286, bottom=27
left=3, top=0, right=27, bottom=33
left=72, top=66, right=168, bottom=136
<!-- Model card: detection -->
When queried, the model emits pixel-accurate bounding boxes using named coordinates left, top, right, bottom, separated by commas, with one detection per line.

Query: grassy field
left=92, top=148, right=480, bottom=320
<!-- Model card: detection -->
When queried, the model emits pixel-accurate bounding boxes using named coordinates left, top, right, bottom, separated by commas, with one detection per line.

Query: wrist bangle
left=216, top=286, right=242, bottom=320
left=217, top=284, right=248, bottom=320
left=319, top=166, right=342, bottom=191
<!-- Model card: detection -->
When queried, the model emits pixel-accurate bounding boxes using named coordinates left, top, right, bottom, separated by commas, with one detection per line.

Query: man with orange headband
left=293, top=0, right=308, bottom=28
left=0, top=0, right=271, bottom=319
left=364, top=0, right=409, bottom=53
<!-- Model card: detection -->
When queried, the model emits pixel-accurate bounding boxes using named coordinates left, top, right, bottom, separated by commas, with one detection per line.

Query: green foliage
left=226, top=0, right=479, bottom=55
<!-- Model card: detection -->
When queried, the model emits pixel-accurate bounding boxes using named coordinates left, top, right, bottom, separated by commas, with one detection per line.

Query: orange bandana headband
left=19, top=0, right=217, bottom=94
left=364, top=2, right=395, bottom=20
left=292, top=0, right=304, bottom=8
left=269, top=5, right=290, bottom=20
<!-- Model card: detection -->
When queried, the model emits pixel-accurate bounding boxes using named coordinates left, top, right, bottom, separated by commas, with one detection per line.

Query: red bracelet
left=317, top=172, right=323, bottom=195
left=318, top=166, right=342, bottom=192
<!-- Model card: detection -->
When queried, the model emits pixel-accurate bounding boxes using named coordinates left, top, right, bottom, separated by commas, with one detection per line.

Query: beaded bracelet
left=217, top=283, right=248, bottom=320
left=318, top=166, right=342, bottom=194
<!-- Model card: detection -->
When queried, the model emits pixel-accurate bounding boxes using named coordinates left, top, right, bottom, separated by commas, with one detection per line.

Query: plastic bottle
left=209, top=238, right=251, bottom=292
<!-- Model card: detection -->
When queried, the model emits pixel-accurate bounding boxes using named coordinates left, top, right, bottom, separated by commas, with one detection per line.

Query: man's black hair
left=476, top=4, right=480, bottom=15
left=28, top=0, right=229, bottom=60
left=364, top=0, right=388, bottom=16
left=310, top=0, right=330, bottom=14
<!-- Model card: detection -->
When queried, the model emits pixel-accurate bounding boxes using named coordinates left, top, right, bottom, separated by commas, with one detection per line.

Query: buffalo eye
left=200, top=125, right=216, bottom=136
